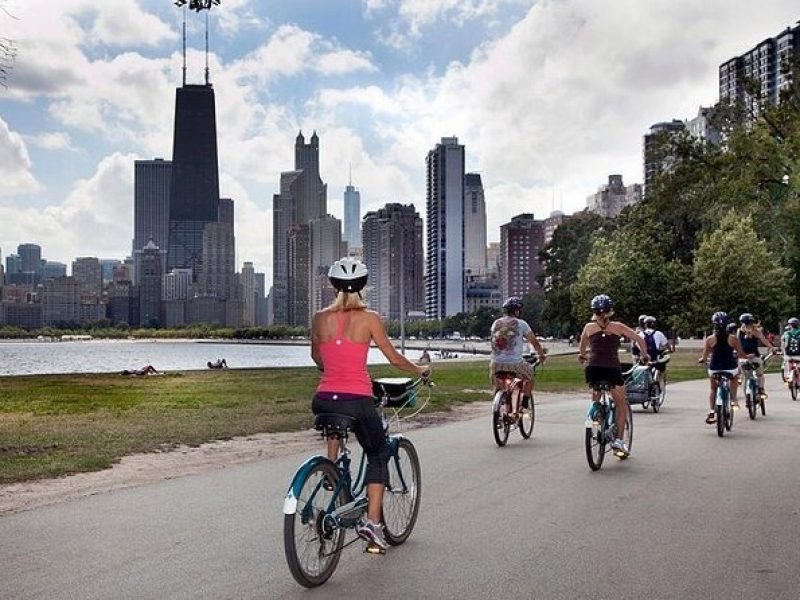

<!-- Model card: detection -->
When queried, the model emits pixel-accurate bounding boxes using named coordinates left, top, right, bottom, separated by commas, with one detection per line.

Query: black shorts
left=585, top=365, right=624, bottom=387
left=652, top=362, right=667, bottom=373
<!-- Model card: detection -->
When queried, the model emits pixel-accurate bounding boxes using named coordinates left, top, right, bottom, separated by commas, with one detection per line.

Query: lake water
left=0, top=340, right=423, bottom=376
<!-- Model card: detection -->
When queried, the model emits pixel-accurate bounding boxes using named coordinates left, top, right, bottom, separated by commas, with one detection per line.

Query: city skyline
left=1, top=1, right=799, bottom=282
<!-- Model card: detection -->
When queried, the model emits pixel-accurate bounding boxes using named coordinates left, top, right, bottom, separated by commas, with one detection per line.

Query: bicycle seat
left=590, top=381, right=615, bottom=391
left=713, top=372, right=735, bottom=380
left=494, top=371, right=517, bottom=380
left=314, top=413, right=358, bottom=435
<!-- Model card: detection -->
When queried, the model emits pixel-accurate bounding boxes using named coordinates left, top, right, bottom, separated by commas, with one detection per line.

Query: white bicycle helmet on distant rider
left=328, top=257, right=368, bottom=293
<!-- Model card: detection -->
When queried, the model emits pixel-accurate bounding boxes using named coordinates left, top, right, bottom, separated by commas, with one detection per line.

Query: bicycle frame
left=586, top=388, right=616, bottom=444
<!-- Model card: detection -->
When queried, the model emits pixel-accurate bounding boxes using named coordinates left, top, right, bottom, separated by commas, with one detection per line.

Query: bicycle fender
left=282, top=455, right=333, bottom=515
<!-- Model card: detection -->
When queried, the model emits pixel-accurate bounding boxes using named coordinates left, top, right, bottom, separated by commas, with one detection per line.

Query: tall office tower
left=17, top=243, right=41, bottom=275
left=643, top=120, right=685, bottom=195
left=343, top=174, right=361, bottom=251
left=254, top=272, right=268, bottom=326
left=40, top=262, right=67, bottom=282
left=199, top=197, right=236, bottom=301
left=5, top=253, right=21, bottom=279
left=425, top=136, right=465, bottom=320
left=500, top=213, right=546, bottom=301
left=139, top=240, right=163, bottom=327
left=271, top=132, right=329, bottom=325
left=287, top=224, right=311, bottom=327
left=720, top=23, right=800, bottom=118
left=241, top=261, right=255, bottom=326
left=167, top=83, right=220, bottom=279
left=162, top=268, right=193, bottom=301
left=42, top=277, right=81, bottom=325
left=107, top=281, right=140, bottom=327
left=271, top=170, right=302, bottom=325
left=99, top=259, right=121, bottom=284
left=134, top=158, right=172, bottom=254
left=464, top=173, right=487, bottom=277
left=72, top=257, right=102, bottom=299
left=486, top=242, right=501, bottom=277
left=309, top=214, right=343, bottom=318
left=0, top=248, right=4, bottom=287
left=362, top=203, right=424, bottom=321
left=586, top=175, right=643, bottom=218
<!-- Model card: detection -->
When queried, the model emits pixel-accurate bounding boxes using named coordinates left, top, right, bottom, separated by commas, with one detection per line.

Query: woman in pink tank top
left=310, top=257, right=429, bottom=551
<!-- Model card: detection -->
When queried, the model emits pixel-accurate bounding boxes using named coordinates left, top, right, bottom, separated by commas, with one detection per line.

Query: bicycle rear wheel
left=791, top=380, right=798, bottom=401
left=620, top=401, right=633, bottom=455
left=284, top=462, right=345, bottom=588
left=519, top=390, right=535, bottom=439
left=651, top=382, right=662, bottom=413
left=760, top=393, right=766, bottom=416
left=492, top=391, right=510, bottom=447
left=715, top=404, right=724, bottom=437
left=585, top=403, right=606, bottom=471
left=382, top=438, right=421, bottom=545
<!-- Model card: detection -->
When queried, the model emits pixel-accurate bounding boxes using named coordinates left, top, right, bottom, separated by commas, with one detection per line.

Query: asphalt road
left=3, top=373, right=800, bottom=600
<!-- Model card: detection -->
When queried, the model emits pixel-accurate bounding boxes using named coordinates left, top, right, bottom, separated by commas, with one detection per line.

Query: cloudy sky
left=1, top=0, right=798, bottom=282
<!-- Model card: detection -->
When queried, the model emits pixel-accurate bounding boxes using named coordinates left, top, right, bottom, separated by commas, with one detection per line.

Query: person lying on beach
left=207, top=358, right=228, bottom=369
left=121, top=365, right=160, bottom=376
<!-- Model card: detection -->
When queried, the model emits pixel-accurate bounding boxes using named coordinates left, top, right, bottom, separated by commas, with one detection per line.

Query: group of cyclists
left=308, top=255, right=800, bottom=551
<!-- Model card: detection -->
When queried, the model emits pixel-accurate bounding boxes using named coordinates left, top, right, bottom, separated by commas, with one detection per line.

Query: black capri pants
left=312, top=394, right=389, bottom=486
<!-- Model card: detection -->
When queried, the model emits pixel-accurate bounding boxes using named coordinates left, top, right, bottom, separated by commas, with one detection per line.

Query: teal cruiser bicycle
left=741, top=351, right=777, bottom=420
left=584, top=381, right=633, bottom=471
left=283, top=377, right=432, bottom=588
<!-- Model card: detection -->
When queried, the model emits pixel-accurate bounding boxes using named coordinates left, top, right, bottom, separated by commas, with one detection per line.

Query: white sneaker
left=611, top=438, right=630, bottom=458
left=357, top=520, right=388, bottom=552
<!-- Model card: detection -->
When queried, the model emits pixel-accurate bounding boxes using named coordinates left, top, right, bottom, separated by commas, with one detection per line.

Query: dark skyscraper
left=134, top=158, right=171, bottom=254
left=167, top=84, right=221, bottom=279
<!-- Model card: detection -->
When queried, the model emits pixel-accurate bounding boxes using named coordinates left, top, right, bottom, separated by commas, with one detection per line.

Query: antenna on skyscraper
left=204, top=10, right=210, bottom=85
left=181, top=7, right=187, bottom=86
left=349, top=162, right=352, bottom=186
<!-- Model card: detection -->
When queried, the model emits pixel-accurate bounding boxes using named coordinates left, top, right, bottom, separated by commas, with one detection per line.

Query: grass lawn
left=0, top=349, right=727, bottom=483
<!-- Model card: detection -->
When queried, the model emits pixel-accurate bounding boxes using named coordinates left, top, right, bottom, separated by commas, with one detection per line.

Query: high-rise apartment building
left=167, top=84, right=220, bottom=279
left=720, top=23, right=800, bottom=118
left=241, top=261, right=256, bottom=326
left=162, top=268, right=193, bottom=301
left=362, top=203, right=424, bottom=321
left=425, top=136, right=465, bottom=320
left=586, top=175, right=643, bottom=218
left=134, top=158, right=171, bottom=254
left=464, top=173, right=487, bottom=277
left=42, top=276, right=81, bottom=325
left=41, top=261, right=67, bottom=281
left=287, top=224, right=311, bottom=327
left=310, top=214, right=343, bottom=318
left=254, top=272, right=268, bottom=326
left=686, top=106, right=722, bottom=145
left=139, top=240, right=163, bottom=327
left=500, top=214, right=545, bottom=300
left=72, top=257, right=102, bottom=299
left=643, top=120, right=686, bottom=195
left=17, top=244, right=41, bottom=275
left=199, top=198, right=236, bottom=301
left=343, top=177, right=361, bottom=251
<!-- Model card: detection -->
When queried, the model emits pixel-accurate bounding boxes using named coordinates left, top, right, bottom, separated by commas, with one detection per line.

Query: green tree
left=691, top=214, right=792, bottom=332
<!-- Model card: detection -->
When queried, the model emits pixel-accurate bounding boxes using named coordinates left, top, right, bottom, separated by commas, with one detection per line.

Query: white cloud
left=0, top=152, right=136, bottom=262
left=229, top=24, right=377, bottom=85
left=24, top=131, right=77, bottom=152
left=0, top=117, right=41, bottom=197
left=213, top=0, right=267, bottom=36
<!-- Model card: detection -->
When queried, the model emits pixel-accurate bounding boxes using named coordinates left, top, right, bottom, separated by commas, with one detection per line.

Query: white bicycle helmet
left=328, top=257, right=368, bottom=293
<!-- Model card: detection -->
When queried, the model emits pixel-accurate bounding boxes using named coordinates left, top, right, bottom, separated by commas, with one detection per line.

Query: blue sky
left=1, top=0, right=799, bottom=281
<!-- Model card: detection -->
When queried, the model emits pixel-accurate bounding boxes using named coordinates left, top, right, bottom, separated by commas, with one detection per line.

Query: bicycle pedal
left=364, top=543, right=386, bottom=555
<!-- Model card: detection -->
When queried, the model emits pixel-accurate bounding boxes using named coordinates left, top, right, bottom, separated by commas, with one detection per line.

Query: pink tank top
left=316, top=312, right=372, bottom=397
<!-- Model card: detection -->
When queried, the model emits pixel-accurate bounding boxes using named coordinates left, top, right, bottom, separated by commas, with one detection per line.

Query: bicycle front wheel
left=492, top=391, right=510, bottom=447
left=791, top=380, right=798, bottom=401
left=725, top=401, right=734, bottom=431
left=746, top=383, right=756, bottom=420
left=585, top=403, right=606, bottom=471
left=622, top=401, right=633, bottom=453
left=519, top=391, right=535, bottom=439
left=383, top=438, right=421, bottom=545
left=284, top=461, right=345, bottom=588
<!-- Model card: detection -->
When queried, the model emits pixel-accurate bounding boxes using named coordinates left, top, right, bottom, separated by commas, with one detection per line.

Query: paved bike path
left=2, top=374, right=800, bottom=599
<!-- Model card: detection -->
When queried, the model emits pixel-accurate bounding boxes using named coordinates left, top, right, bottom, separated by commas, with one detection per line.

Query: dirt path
left=0, top=397, right=514, bottom=515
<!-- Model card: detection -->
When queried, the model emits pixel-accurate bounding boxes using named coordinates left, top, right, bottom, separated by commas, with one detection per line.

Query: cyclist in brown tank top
left=578, top=294, right=649, bottom=457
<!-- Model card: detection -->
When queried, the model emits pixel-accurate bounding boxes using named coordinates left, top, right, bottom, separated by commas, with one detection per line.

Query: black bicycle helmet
left=739, top=312, right=754, bottom=325
left=590, top=294, right=614, bottom=314
left=503, top=296, right=523, bottom=311
left=327, top=257, right=368, bottom=293
left=712, top=311, right=729, bottom=327
left=726, top=322, right=737, bottom=334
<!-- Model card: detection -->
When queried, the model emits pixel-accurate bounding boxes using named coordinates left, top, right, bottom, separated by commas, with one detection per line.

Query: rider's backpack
left=643, top=331, right=660, bottom=360
left=787, top=331, right=800, bottom=354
